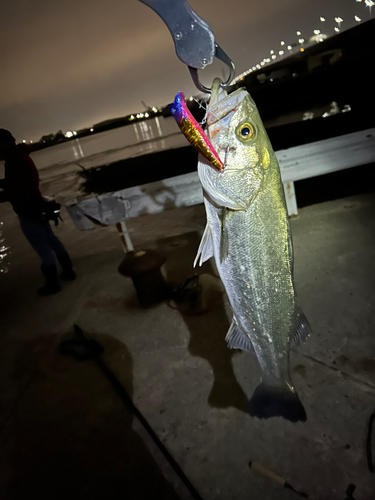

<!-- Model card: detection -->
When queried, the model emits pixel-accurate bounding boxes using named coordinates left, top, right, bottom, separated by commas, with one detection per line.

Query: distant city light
left=22, top=140, right=26, bottom=143
left=65, top=131, right=74, bottom=138
left=365, top=0, right=374, bottom=6
left=226, top=8, right=364, bottom=87
left=151, top=106, right=158, bottom=112
left=335, top=17, right=343, bottom=30
left=90, top=127, right=94, bottom=131
left=189, top=96, right=194, bottom=101
left=129, top=115, right=135, bottom=121
left=144, top=112, right=149, bottom=117
left=73, top=131, right=77, bottom=136
left=29, top=140, right=33, bottom=143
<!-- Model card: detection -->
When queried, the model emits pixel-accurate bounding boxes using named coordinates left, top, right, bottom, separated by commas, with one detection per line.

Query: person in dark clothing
left=0, top=128, right=76, bottom=295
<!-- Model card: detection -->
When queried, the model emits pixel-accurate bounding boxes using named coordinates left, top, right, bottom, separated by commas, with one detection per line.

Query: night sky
left=0, top=0, right=368, bottom=141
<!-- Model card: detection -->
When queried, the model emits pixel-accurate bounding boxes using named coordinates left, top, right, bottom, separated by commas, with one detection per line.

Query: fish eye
left=237, top=123, right=255, bottom=141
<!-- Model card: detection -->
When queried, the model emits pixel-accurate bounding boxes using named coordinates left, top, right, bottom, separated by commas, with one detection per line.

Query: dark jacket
left=0, top=144, right=43, bottom=217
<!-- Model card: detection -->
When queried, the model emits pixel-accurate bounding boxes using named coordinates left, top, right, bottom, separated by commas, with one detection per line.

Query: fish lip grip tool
left=139, top=0, right=235, bottom=92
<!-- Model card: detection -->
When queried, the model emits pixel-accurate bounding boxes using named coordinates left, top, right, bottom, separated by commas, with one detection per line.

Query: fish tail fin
left=247, top=383, right=307, bottom=423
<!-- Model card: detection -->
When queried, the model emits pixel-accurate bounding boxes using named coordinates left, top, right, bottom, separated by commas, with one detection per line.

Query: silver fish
left=195, top=79, right=311, bottom=422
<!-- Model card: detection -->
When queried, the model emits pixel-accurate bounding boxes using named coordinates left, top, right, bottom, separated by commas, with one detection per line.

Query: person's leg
left=43, top=223, right=67, bottom=256
left=19, top=217, right=61, bottom=295
left=43, top=223, right=76, bottom=280
left=19, top=217, right=56, bottom=266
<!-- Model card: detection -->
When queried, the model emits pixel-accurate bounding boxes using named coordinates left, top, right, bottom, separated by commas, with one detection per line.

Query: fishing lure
left=169, top=92, right=223, bottom=172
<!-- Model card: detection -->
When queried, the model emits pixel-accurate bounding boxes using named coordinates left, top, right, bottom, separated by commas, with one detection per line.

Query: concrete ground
left=1, top=177, right=375, bottom=499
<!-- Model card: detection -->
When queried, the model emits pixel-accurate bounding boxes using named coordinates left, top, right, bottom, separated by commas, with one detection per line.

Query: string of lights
left=231, top=1, right=372, bottom=84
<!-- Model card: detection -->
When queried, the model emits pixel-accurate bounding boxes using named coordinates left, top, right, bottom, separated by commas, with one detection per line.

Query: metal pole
left=116, top=220, right=134, bottom=253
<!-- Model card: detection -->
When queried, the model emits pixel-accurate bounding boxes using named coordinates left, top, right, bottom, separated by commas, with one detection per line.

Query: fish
left=169, top=92, right=223, bottom=172
left=191, top=78, right=311, bottom=422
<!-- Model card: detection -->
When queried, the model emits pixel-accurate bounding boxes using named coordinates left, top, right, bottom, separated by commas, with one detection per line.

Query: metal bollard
left=118, top=250, right=170, bottom=306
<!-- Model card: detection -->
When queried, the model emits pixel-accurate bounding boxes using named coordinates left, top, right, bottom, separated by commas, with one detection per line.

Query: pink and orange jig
left=169, top=92, right=223, bottom=172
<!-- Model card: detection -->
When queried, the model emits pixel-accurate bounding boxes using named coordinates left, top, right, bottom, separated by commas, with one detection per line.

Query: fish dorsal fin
left=193, top=224, right=214, bottom=268
left=226, top=319, right=254, bottom=352
left=292, top=305, right=312, bottom=346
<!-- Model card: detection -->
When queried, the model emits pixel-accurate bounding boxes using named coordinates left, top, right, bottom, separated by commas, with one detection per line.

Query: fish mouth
left=207, top=88, right=249, bottom=126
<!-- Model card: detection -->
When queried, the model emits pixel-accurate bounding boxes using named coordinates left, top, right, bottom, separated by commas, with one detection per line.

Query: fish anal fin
left=226, top=320, right=253, bottom=352
left=193, top=224, right=214, bottom=268
left=292, top=305, right=312, bottom=346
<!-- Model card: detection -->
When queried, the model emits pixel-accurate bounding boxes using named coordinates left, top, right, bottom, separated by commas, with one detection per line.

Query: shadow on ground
left=156, top=232, right=247, bottom=413
left=5, top=331, right=180, bottom=500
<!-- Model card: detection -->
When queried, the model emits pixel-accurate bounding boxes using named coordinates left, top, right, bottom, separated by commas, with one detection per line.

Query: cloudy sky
left=0, top=0, right=367, bottom=141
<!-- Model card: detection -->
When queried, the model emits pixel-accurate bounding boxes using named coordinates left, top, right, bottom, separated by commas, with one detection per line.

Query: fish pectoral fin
left=220, top=231, right=229, bottom=264
left=219, top=208, right=229, bottom=264
left=291, top=305, right=312, bottom=346
left=226, top=319, right=253, bottom=352
left=193, top=224, right=214, bottom=267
